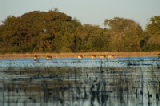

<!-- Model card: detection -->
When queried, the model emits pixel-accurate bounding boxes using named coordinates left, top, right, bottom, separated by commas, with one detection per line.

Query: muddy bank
left=0, top=52, right=160, bottom=59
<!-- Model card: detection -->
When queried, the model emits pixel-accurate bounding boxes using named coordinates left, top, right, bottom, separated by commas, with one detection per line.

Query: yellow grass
left=0, top=52, right=160, bottom=59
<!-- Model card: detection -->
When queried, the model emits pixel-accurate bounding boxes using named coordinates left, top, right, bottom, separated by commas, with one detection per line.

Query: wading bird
left=47, top=55, right=52, bottom=60
left=100, top=55, right=106, bottom=59
left=78, top=55, right=83, bottom=59
left=91, top=55, right=96, bottom=59
left=34, top=55, right=37, bottom=61
left=108, top=54, right=116, bottom=59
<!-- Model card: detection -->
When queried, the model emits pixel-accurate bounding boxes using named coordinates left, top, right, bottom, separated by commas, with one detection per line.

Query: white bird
left=91, top=55, right=96, bottom=59
left=47, top=55, right=52, bottom=60
left=34, top=55, right=37, bottom=60
left=108, top=53, right=116, bottom=59
left=78, top=55, right=83, bottom=59
left=100, top=55, right=106, bottom=59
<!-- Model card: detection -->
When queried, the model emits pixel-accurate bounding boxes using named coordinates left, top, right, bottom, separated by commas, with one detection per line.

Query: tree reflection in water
left=0, top=60, right=160, bottom=106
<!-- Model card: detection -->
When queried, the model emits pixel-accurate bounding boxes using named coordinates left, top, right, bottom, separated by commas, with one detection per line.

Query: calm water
left=0, top=57, right=160, bottom=106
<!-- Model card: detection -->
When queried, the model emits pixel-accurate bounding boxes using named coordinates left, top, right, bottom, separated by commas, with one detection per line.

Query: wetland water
left=0, top=57, right=160, bottom=106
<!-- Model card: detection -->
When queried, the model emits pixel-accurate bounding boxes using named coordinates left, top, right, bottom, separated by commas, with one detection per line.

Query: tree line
left=0, top=9, right=160, bottom=53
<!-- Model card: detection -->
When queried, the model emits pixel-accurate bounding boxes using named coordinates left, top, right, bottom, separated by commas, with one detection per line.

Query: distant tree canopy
left=0, top=10, right=80, bottom=53
left=146, top=16, right=160, bottom=37
left=104, top=17, right=144, bottom=52
left=0, top=9, right=159, bottom=53
left=141, top=16, right=160, bottom=51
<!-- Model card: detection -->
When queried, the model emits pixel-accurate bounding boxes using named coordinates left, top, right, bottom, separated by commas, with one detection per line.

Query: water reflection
left=0, top=57, right=160, bottom=106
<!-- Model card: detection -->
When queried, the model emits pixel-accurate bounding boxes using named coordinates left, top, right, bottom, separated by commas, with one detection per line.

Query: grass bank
left=0, top=52, right=160, bottom=59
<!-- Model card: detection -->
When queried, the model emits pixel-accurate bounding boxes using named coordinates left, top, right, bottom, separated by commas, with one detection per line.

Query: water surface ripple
left=0, top=57, right=160, bottom=106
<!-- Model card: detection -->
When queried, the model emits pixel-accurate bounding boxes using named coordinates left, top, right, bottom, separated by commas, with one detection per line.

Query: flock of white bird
left=77, top=54, right=115, bottom=60
left=34, top=54, right=160, bottom=60
left=34, top=54, right=116, bottom=60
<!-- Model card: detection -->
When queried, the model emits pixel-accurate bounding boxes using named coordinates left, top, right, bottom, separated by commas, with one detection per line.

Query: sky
left=0, top=0, right=160, bottom=30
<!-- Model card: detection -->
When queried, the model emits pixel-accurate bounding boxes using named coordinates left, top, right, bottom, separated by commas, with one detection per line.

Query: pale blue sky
left=0, top=0, right=160, bottom=30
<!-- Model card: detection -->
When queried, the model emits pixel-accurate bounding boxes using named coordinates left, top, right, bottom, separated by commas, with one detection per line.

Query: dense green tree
left=0, top=9, right=78, bottom=53
left=141, top=16, right=160, bottom=51
left=0, top=10, right=159, bottom=53
left=104, top=17, right=144, bottom=52
left=146, top=16, right=160, bottom=37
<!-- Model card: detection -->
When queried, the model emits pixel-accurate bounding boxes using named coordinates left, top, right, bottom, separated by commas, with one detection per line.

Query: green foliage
left=0, top=10, right=159, bottom=53
left=104, top=17, right=145, bottom=52
left=146, top=16, right=160, bottom=37
left=141, top=44, right=160, bottom=52
left=142, top=16, right=160, bottom=51
left=104, top=17, right=136, bottom=33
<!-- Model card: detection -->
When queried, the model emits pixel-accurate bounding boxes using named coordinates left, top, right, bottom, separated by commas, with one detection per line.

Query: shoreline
left=0, top=52, right=160, bottom=59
